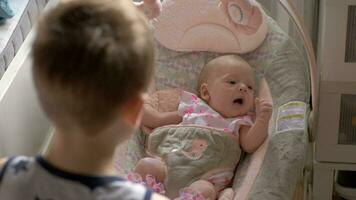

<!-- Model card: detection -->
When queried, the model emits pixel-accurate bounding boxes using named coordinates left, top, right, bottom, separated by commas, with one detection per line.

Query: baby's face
left=203, top=61, right=255, bottom=118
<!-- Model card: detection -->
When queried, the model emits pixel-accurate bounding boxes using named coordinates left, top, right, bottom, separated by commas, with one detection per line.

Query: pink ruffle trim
left=175, top=187, right=206, bottom=200
left=126, top=172, right=165, bottom=195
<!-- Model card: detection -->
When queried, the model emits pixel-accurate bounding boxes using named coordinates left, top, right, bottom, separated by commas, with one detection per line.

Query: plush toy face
left=153, top=0, right=268, bottom=54
left=133, top=0, right=162, bottom=19
left=220, top=0, right=263, bottom=34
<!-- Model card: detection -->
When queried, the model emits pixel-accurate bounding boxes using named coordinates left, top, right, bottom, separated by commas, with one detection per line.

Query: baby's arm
left=239, top=98, right=272, bottom=153
left=152, top=193, right=169, bottom=200
left=141, top=106, right=182, bottom=129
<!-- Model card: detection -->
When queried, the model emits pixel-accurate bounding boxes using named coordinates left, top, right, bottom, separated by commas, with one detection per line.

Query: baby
left=131, top=55, right=272, bottom=200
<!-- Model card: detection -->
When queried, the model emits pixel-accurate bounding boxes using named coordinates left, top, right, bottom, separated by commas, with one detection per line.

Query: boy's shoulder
left=0, top=157, right=8, bottom=181
left=0, top=156, right=156, bottom=200
left=0, top=158, right=6, bottom=168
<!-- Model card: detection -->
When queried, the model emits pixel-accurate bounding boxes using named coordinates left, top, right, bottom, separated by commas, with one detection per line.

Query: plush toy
left=61, top=0, right=161, bottom=20
left=133, top=0, right=162, bottom=19
left=153, top=0, right=268, bottom=54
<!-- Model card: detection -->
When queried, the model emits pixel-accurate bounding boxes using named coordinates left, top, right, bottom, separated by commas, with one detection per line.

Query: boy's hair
left=32, top=0, right=155, bottom=133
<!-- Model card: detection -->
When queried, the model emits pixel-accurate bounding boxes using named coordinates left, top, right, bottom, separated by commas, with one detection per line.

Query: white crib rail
left=0, top=28, right=51, bottom=157
left=0, top=0, right=59, bottom=157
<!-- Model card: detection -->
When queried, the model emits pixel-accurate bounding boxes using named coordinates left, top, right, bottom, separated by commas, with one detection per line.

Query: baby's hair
left=197, top=55, right=251, bottom=96
left=32, top=0, right=155, bottom=133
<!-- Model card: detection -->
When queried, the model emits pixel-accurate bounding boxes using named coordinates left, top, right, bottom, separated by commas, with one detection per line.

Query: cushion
left=153, top=0, right=268, bottom=54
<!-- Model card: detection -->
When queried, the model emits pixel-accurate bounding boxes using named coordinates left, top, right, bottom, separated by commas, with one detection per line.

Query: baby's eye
left=229, top=80, right=236, bottom=85
left=248, top=86, right=253, bottom=90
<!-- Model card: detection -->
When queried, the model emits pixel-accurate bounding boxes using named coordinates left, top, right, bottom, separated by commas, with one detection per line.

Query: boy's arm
left=239, top=98, right=272, bottom=153
left=141, top=106, right=182, bottom=129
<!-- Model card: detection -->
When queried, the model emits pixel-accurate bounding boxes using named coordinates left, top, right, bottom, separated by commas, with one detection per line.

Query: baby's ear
left=200, top=83, right=210, bottom=102
left=121, top=94, right=145, bottom=128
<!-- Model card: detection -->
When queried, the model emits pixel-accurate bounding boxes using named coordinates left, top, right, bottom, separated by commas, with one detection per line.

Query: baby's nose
left=238, top=84, right=248, bottom=92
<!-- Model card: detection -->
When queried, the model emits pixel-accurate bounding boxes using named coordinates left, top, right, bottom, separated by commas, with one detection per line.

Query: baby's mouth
left=233, top=98, right=244, bottom=105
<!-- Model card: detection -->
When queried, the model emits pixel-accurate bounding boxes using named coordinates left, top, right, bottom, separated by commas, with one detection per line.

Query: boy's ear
left=200, top=83, right=210, bottom=102
left=120, top=94, right=145, bottom=128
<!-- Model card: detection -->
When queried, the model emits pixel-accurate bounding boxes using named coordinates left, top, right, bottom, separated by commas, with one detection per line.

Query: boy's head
left=32, top=0, right=155, bottom=134
left=198, top=55, right=255, bottom=118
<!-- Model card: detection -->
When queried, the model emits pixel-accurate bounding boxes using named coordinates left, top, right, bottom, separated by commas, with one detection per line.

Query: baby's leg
left=128, top=157, right=167, bottom=194
left=188, top=180, right=217, bottom=200
left=135, top=157, right=166, bottom=182
left=218, top=188, right=234, bottom=200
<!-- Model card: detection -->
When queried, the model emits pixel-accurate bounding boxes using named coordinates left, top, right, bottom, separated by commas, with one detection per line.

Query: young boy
left=0, top=0, right=167, bottom=199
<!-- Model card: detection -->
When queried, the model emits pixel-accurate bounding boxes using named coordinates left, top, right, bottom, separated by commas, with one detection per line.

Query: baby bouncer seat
left=115, top=0, right=318, bottom=199
left=0, top=0, right=317, bottom=199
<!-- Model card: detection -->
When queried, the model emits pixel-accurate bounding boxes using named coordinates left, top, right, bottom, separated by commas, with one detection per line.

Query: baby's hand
left=255, top=98, right=272, bottom=123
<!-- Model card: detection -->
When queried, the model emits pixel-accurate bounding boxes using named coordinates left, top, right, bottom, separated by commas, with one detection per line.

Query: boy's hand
left=255, top=98, right=272, bottom=123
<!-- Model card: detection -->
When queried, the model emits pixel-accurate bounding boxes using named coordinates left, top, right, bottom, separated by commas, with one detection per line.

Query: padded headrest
left=153, top=0, right=268, bottom=54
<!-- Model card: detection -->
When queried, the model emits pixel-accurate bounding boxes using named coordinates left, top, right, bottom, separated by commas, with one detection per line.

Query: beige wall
left=258, top=0, right=319, bottom=50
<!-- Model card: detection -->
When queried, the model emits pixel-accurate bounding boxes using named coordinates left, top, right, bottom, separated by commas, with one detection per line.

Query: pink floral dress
left=178, top=91, right=253, bottom=135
